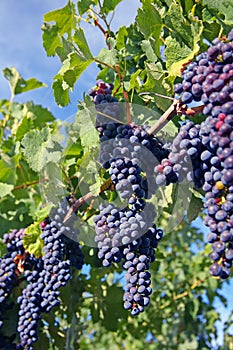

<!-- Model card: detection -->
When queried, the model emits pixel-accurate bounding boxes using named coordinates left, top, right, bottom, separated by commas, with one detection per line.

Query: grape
left=122, top=224, right=162, bottom=316
left=0, top=198, right=83, bottom=348
left=173, top=30, right=233, bottom=279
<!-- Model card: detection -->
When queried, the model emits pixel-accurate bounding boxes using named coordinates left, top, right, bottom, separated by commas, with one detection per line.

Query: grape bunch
left=122, top=224, right=163, bottom=316
left=89, top=79, right=117, bottom=105
left=0, top=229, right=25, bottom=307
left=88, top=79, right=121, bottom=129
left=173, top=29, right=233, bottom=279
left=0, top=198, right=84, bottom=349
left=90, top=81, right=168, bottom=315
left=154, top=121, right=206, bottom=188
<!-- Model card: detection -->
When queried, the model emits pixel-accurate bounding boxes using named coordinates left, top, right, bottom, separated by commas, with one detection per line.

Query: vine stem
left=89, top=7, right=111, bottom=49
left=147, top=99, right=180, bottom=135
left=63, top=178, right=113, bottom=223
left=115, top=64, right=131, bottom=124
left=13, top=178, right=49, bottom=191
left=148, top=100, right=204, bottom=135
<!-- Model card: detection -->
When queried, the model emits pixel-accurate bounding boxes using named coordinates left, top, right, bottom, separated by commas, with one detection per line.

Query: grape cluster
left=89, top=79, right=116, bottom=104
left=173, top=29, right=233, bottom=279
left=0, top=198, right=84, bottom=349
left=154, top=121, right=206, bottom=188
left=174, top=29, right=233, bottom=108
left=88, top=79, right=121, bottom=129
left=90, top=81, right=167, bottom=315
left=123, top=225, right=163, bottom=316
left=0, top=229, right=24, bottom=306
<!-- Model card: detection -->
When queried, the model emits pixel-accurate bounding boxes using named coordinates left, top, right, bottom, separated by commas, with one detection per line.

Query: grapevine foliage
left=0, top=1, right=233, bottom=349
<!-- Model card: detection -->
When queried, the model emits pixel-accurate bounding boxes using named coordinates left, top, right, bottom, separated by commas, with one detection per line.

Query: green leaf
left=141, top=40, right=157, bottom=62
left=95, top=48, right=117, bottom=67
left=0, top=183, right=14, bottom=198
left=77, top=0, right=97, bottom=15
left=73, top=28, right=93, bottom=60
left=164, top=7, right=203, bottom=77
left=21, top=127, right=62, bottom=172
left=23, top=222, right=44, bottom=258
left=41, top=23, right=60, bottom=57
left=0, top=154, right=17, bottom=184
left=15, top=115, right=34, bottom=142
left=102, top=0, right=123, bottom=14
left=115, top=26, right=128, bottom=50
left=2, top=67, right=45, bottom=97
left=74, top=107, right=99, bottom=151
left=27, top=104, right=55, bottom=127
left=136, top=0, right=162, bottom=54
left=203, top=0, right=233, bottom=24
left=164, top=35, right=198, bottom=77
left=53, top=52, right=93, bottom=106
left=53, top=79, right=70, bottom=106
left=165, top=2, right=192, bottom=47
left=42, top=2, right=76, bottom=56
left=142, top=62, right=172, bottom=111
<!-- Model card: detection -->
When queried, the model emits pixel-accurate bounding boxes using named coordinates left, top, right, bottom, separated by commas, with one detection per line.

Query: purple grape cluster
left=0, top=228, right=25, bottom=344
left=123, top=225, right=163, bottom=316
left=154, top=121, right=206, bottom=188
left=174, top=29, right=233, bottom=108
left=91, top=81, right=168, bottom=316
left=173, top=29, right=233, bottom=279
left=89, top=79, right=116, bottom=104
left=17, top=258, right=44, bottom=349
left=89, top=79, right=121, bottom=128
left=0, top=199, right=84, bottom=349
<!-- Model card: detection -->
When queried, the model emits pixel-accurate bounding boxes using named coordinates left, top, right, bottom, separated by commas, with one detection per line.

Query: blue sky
left=0, top=0, right=140, bottom=119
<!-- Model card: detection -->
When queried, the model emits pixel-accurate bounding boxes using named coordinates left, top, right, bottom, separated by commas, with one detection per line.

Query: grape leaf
left=23, top=222, right=44, bottom=258
left=74, top=107, right=99, bottom=150
left=165, top=2, right=192, bottom=47
left=77, top=0, right=97, bottom=15
left=164, top=35, right=199, bottom=77
left=115, top=26, right=128, bottom=50
left=0, top=183, right=14, bottom=198
left=53, top=79, right=71, bottom=106
left=102, top=0, right=123, bottom=14
left=73, top=28, right=93, bottom=61
left=42, top=2, right=76, bottom=56
left=141, top=40, right=158, bottom=62
left=53, top=52, right=93, bottom=106
left=136, top=0, right=162, bottom=56
left=3, top=67, right=45, bottom=97
left=95, top=48, right=117, bottom=67
left=0, top=154, right=17, bottom=184
left=21, top=127, right=62, bottom=172
left=203, top=0, right=233, bottom=24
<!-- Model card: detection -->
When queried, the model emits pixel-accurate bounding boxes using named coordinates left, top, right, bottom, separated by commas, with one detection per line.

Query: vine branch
left=159, top=277, right=208, bottom=310
left=147, top=99, right=204, bottom=135
left=115, top=64, right=131, bottom=124
left=63, top=178, right=113, bottom=223
left=13, top=178, right=49, bottom=191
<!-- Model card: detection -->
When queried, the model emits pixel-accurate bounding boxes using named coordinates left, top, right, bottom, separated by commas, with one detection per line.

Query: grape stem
left=148, top=100, right=204, bottom=135
left=63, top=178, right=113, bottom=223
left=13, top=178, right=49, bottom=191
left=115, top=64, right=131, bottom=124
left=147, top=99, right=181, bottom=135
